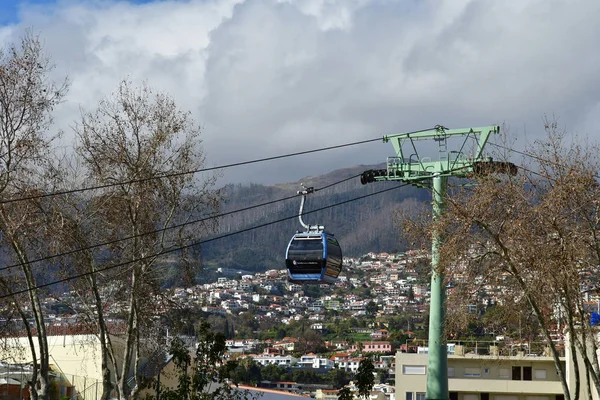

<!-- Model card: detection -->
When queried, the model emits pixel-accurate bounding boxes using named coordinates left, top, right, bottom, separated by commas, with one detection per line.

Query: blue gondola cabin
left=285, top=231, right=342, bottom=284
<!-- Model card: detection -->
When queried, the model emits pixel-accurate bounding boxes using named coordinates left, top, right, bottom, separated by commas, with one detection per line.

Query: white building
left=299, top=354, right=334, bottom=369
left=253, top=355, right=299, bottom=367
left=396, top=342, right=565, bottom=400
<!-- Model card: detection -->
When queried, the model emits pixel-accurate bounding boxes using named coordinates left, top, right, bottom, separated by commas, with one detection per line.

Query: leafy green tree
left=250, top=342, right=267, bottom=354
left=388, top=331, right=408, bottom=349
left=291, top=370, right=322, bottom=384
left=157, top=321, right=260, bottom=400
left=260, top=364, right=289, bottom=382
left=366, top=301, right=379, bottom=318
left=408, top=286, right=415, bottom=301
left=377, top=369, right=390, bottom=384
left=303, top=284, right=322, bottom=298
left=355, top=342, right=364, bottom=355
left=386, top=314, right=412, bottom=332
left=330, top=318, right=352, bottom=338
left=233, top=312, right=259, bottom=338
left=327, top=368, right=351, bottom=389
left=206, top=315, right=227, bottom=336
left=288, top=322, right=325, bottom=354
left=274, top=325, right=287, bottom=339
left=230, top=358, right=262, bottom=386
left=355, top=358, right=375, bottom=399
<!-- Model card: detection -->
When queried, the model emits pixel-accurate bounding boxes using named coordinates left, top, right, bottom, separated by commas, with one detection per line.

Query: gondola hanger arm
left=297, top=183, right=322, bottom=232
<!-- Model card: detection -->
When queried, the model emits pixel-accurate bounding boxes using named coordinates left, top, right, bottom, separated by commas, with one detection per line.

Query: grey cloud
left=2, top=0, right=600, bottom=184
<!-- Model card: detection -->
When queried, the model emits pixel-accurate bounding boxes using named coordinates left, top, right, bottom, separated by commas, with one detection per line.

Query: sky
left=1, top=0, right=599, bottom=185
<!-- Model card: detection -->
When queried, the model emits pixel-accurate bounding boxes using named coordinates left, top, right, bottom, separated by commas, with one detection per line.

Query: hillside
left=200, top=164, right=431, bottom=272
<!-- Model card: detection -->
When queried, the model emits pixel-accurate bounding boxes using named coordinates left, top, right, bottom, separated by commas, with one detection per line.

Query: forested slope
left=200, top=164, right=430, bottom=271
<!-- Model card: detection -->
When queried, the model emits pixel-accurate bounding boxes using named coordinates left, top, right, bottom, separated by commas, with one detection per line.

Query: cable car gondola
left=285, top=185, right=343, bottom=284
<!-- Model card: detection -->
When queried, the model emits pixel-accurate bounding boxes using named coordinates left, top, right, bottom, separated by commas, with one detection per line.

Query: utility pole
left=361, top=125, right=516, bottom=400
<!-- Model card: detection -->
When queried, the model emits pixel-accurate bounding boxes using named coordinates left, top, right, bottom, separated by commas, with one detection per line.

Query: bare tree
left=72, top=80, right=220, bottom=399
left=44, top=190, right=126, bottom=400
left=0, top=32, right=68, bottom=400
left=416, top=122, right=600, bottom=400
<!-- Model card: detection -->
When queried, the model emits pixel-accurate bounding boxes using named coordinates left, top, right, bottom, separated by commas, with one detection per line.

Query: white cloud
left=279, top=0, right=371, bottom=31
left=2, top=0, right=600, bottom=184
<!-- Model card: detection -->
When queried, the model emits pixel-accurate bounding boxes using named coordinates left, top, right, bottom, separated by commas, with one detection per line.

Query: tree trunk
left=494, top=235, right=573, bottom=400
left=118, top=274, right=138, bottom=399
left=88, top=271, right=118, bottom=400
left=0, top=208, right=50, bottom=400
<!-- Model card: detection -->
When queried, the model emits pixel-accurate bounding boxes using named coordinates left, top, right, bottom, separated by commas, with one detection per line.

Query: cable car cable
left=0, top=127, right=437, bottom=205
left=0, top=173, right=363, bottom=274
left=490, top=141, right=600, bottom=183
left=0, top=181, right=414, bottom=299
left=488, top=142, right=548, bottom=163
left=480, top=142, right=566, bottom=181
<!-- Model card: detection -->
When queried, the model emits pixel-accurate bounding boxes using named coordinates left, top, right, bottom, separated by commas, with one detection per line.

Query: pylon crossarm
left=383, top=125, right=497, bottom=148
left=384, top=158, right=472, bottom=179
left=382, top=125, right=499, bottom=169
left=361, top=125, right=508, bottom=186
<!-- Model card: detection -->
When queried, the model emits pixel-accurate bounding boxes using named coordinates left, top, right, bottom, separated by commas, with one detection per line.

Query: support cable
left=488, top=142, right=576, bottom=180
left=0, top=174, right=363, bottom=274
left=488, top=142, right=549, bottom=163
left=0, top=181, right=413, bottom=299
left=0, top=129, right=437, bottom=205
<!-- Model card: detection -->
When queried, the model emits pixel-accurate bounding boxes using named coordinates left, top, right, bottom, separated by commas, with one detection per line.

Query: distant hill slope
left=200, top=164, right=430, bottom=272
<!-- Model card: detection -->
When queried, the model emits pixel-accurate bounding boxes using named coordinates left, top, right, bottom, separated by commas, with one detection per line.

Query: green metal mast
left=361, top=125, right=515, bottom=400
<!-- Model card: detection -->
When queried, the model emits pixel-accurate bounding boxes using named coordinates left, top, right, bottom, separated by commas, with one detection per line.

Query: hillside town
left=5, top=232, right=600, bottom=400
left=1, top=250, right=434, bottom=399
left=1, top=247, right=555, bottom=400
left=9, top=241, right=595, bottom=400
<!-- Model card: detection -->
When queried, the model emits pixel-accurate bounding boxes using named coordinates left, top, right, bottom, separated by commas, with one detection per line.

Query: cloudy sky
left=0, top=0, right=599, bottom=185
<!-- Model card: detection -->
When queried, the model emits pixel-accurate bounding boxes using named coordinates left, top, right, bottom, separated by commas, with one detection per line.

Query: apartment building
left=350, top=341, right=393, bottom=353
left=396, top=344, right=565, bottom=400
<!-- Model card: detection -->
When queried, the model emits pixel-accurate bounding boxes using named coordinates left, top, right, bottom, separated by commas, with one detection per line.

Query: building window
left=448, top=367, right=454, bottom=377
left=406, top=392, right=413, bottom=400
left=464, top=367, right=481, bottom=377
left=535, top=369, right=547, bottom=379
left=416, top=393, right=425, bottom=400
left=481, top=393, right=490, bottom=400
left=512, top=366, right=522, bottom=380
left=499, top=368, right=509, bottom=379
left=523, top=366, right=532, bottom=381
left=403, top=365, right=426, bottom=375
left=511, top=366, right=534, bottom=381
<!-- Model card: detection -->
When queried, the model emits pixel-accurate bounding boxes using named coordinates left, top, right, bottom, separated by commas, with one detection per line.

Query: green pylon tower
left=361, top=125, right=516, bottom=400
